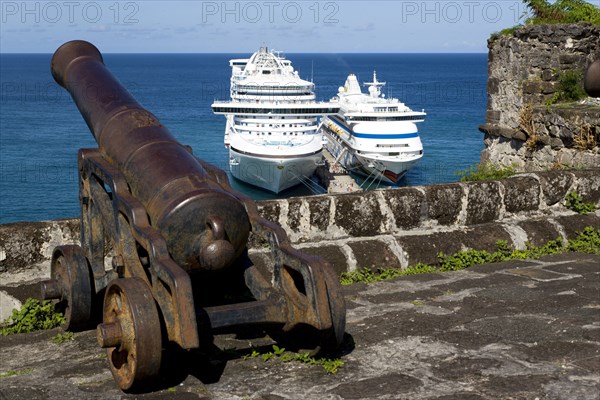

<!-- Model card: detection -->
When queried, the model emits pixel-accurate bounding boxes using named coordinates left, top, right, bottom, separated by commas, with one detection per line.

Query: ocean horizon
left=0, top=52, right=487, bottom=224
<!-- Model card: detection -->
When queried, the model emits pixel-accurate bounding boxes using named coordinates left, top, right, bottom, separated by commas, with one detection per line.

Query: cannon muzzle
left=52, top=40, right=250, bottom=272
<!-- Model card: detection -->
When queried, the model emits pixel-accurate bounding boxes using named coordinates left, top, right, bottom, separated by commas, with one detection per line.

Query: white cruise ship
left=320, top=72, right=426, bottom=185
left=212, top=47, right=338, bottom=193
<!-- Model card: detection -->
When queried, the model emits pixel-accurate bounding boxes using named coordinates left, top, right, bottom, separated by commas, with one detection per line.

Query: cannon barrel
left=51, top=40, right=250, bottom=272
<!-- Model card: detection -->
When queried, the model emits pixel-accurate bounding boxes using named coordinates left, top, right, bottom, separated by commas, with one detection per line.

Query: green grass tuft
left=0, top=368, right=33, bottom=379
left=243, top=345, right=344, bottom=374
left=340, top=227, right=600, bottom=285
left=455, top=162, right=516, bottom=182
left=52, top=331, right=75, bottom=344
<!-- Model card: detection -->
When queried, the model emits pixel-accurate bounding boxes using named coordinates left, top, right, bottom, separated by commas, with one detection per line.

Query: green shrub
left=546, top=70, right=587, bottom=106
left=456, top=162, right=516, bottom=182
left=568, top=226, right=600, bottom=254
left=0, top=298, right=65, bottom=336
left=564, top=191, right=597, bottom=214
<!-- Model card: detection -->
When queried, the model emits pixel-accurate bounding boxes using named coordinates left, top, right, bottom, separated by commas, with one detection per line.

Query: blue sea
left=0, top=53, right=487, bottom=224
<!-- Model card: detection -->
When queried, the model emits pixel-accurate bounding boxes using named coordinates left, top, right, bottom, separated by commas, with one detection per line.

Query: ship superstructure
left=212, top=47, right=338, bottom=193
left=320, top=71, right=426, bottom=185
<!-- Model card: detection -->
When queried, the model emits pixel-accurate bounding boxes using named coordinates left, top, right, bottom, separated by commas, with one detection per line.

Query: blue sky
left=0, top=1, right=597, bottom=53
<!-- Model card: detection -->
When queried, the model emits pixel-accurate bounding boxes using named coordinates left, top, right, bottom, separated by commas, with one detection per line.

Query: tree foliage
left=523, top=0, right=600, bottom=25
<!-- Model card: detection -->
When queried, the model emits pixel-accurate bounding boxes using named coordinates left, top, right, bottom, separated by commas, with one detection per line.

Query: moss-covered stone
left=503, top=176, right=541, bottom=213
left=426, top=184, right=464, bottom=225
left=466, top=181, right=502, bottom=225
left=347, top=240, right=401, bottom=270
left=381, top=188, right=424, bottom=230
left=536, top=171, right=575, bottom=206
left=306, top=196, right=331, bottom=232
left=333, top=192, right=384, bottom=237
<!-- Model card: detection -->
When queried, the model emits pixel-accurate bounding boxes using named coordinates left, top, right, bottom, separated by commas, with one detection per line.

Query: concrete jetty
left=316, top=148, right=363, bottom=194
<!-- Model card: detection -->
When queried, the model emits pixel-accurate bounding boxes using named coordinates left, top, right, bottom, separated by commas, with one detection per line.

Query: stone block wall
left=480, top=23, right=600, bottom=170
left=256, top=170, right=599, bottom=244
left=1, top=170, right=598, bottom=279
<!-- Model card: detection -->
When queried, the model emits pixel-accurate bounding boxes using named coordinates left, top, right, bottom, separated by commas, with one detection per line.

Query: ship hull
left=229, top=148, right=322, bottom=193
left=323, top=126, right=422, bottom=185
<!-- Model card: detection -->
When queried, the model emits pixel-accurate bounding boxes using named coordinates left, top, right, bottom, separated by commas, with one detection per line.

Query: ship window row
left=349, top=116, right=423, bottom=121
left=376, top=144, right=409, bottom=148
left=373, top=107, right=399, bottom=112
left=357, top=150, right=422, bottom=156
left=238, top=122, right=312, bottom=128
left=213, top=107, right=339, bottom=114
left=236, top=91, right=314, bottom=96
left=235, top=85, right=313, bottom=91
left=244, top=132, right=308, bottom=136
left=236, top=116, right=316, bottom=121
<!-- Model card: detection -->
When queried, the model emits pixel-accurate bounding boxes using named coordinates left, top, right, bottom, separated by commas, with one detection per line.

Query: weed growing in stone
left=519, top=104, right=541, bottom=151
left=573, top=124, right=598, bottom=151
left=0, top=368, right=33, bottom=379
left=0, top=298, right=65, bottom=336
left=546, top=69, right=587, bottom=106
left=340, top=227, right=599, bottom=284
left=340, top=263, right=438, bottom=285
left=567, top=226, right=600, bottom=254
left=455, top=162, right=516, bottom=182
left=243, top=345, right=344, bottom=374
left=52, top=331, right=75, bottom=344
left=564, top=192, right=597, bottom=215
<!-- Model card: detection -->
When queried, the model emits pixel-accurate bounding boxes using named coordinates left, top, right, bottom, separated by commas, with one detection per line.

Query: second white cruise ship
left=320, top=72, right=426, bottom=185
left=212, top=47, right=338, bottom=193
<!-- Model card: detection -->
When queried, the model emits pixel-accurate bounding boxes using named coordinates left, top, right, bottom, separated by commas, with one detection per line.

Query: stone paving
left=0, top=252, right=599, bottom=399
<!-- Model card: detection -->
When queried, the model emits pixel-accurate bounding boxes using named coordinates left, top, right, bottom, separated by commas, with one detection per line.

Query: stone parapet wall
left=251, top=212, right=600, bottom=276
left=256, top=170, right=599, bottom=244
left=485, top=23, right=599, bottom=129
left=1, top=170, right=598, bottom=279
left=480, top=23, right=600, bottom=170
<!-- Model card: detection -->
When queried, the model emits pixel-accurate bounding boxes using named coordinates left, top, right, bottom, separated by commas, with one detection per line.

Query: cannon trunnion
left=41, top=40, right=345, bottom=392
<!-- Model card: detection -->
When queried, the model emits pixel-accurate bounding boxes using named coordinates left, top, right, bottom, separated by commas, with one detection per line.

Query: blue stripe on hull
left=353, top=132, right=419, bottom=139
left=328, top=116, right=419, bottom=139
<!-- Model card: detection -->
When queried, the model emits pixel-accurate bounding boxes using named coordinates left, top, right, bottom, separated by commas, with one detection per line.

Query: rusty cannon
left=41, top=40, right=345, bottom=391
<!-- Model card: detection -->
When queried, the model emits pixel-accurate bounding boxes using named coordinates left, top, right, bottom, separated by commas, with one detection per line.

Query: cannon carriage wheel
left=97, top=278, right=162, bottom=391
left=41, top=245, right=93, bottom=330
